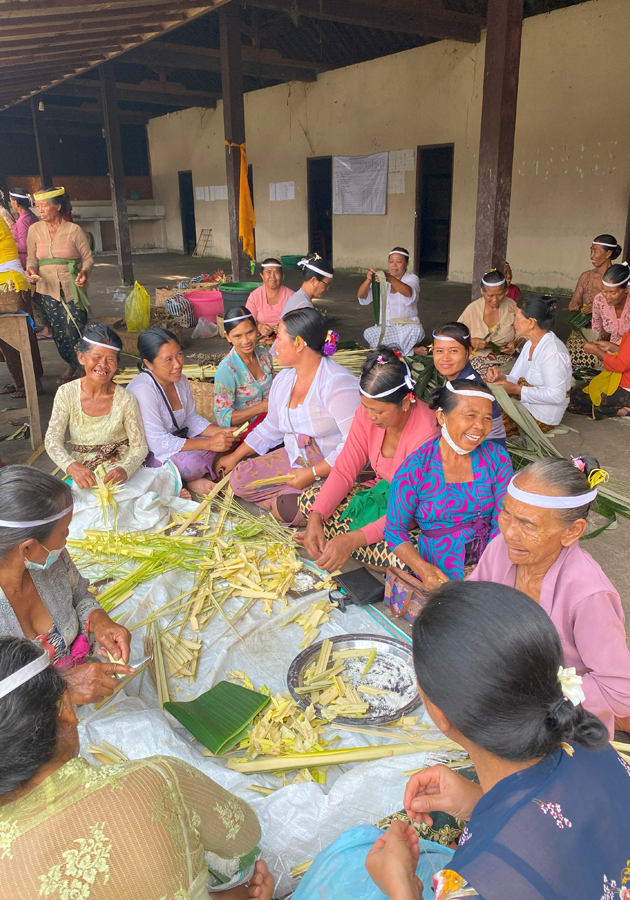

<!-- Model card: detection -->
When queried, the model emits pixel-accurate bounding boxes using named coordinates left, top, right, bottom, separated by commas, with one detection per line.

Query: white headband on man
left=602, top=271, right=630, bottom=287
left=297, top=259, right=333, bottom=280
left=388, top=249, right=409, bottom=259
left=83, top=337, right=119, bottom=351
left=0, top=649, right=50, bottom=701
left=223, top=313, right=253, bottom=324
left=481, top=274, right=506, bottom=287
left=506, top=476, right=597, bottom=508
left=593, top=241, right=618, bottom=248
left=444, top=381, right=491, bottom=400
left=0, top=504, right=73, bottom=529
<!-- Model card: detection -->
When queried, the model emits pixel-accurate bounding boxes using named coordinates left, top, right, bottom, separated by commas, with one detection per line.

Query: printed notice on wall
left=333, top=152, right=388, bottom=215
left=388, top=149, right=414, bottom=195
left=195, top=186, right=204, bottom=201
left=209, top=185, right=228, bottom=201
left=269, top=181, right=295, bottom=201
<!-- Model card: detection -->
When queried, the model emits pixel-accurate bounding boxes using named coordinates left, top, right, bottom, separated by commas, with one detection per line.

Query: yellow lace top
left=0, top=755, right=260, bottom=900
left=45, top=380, right=148, bottom=476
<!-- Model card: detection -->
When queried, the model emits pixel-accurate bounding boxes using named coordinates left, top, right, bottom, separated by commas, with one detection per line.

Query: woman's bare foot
left=248, top=860, right=274, bottom=900
left=186, top=476, right=214, bottom=496
left=616, top=407, right=630, bottom=417
left=179, top=488, right=192, bottom=500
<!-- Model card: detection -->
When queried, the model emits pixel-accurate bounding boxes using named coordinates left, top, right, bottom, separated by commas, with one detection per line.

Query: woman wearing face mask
left=213, top=306, right=273, bottom=431
left=281, top=254, right=334, bottom=316
left=431, top=322, right=506, bottom=446
left=298, top=347, right=439, bottom=572
left=384, top=381, right=513, bottom=587
left=486, top=295, right=572, bottom=434
left=457, top=269, right=518, bottom=376
left=0, top=466, right=134, bottom=705
left=358, top=247, right=424, bottom=357
left=246, top=258, right=294, bottom=341
left=45, top=323, right=147, bottom=489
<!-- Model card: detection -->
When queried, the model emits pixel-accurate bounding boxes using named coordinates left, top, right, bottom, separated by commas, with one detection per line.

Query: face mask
left=24, top=543, right=63, bottom=571
left=440, top=421, right=470, bottom=456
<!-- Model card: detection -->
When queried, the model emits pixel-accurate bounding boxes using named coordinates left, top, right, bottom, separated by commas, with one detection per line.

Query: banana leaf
left=371, top=273, right=380, bottom=326
left=409, top=356, right=440, bottom=402
left=486, top=340, right=504, bottom=354
left=566, top=309, right=597, bottom=340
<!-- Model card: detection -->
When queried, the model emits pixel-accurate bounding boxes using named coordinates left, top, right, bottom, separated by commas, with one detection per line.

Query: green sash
left=38, top=257, right=91, bottom=313
left=339, top=478, right=391, bottom=531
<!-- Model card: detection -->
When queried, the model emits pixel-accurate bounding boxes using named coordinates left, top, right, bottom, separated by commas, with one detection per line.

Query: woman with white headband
left=569, top=232, right=621, bottom=315
left=253, top=580, right=630, bottom=900
left=469, top=455, right=630, bottom=737
left=213, top=305, right=273, bottom=430
left=45, top=323, right=147, bottom=488
left=280, top=253, right=334, bottom=317
left=384, top=380, right=513, bottom=586
left=246, top=257, right=295, bottom=341
left=456, top=268, right=518, bottom=376
left=127, top=327, right=236, bottom=496
left=486, top=294, right=572, bottom=433
left=26, top=186, right=93, bottom=385
left=358, top=246, right=424, bottom=357
left=0, top=635, right=262, bottom=898
left=298, top=346, right=438, bottom=571
left=0, top=467, right=134, bottom=704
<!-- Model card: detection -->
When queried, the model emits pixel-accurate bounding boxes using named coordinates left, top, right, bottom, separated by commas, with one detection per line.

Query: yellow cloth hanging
left=583, top=367, right=622, bottom=406
left=226, top=141, right=257, bottom=259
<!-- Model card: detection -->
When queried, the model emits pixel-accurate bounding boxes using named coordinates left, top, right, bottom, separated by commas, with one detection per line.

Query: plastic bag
left=192, top=317, right=218, bottom=339
left=124, top=281, right=151, bottom=332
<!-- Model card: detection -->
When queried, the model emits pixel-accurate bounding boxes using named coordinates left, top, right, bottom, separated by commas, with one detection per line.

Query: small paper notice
left=269, top=181, right=295, bottom=201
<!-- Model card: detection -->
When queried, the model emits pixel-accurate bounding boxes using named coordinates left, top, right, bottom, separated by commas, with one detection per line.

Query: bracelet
left=312, top=466, right=321, bottom=482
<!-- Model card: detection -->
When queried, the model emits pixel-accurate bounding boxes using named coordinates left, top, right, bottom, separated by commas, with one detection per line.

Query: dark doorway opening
left=307, top=156, right=332, bottom=262
left=178, top=170, right=196, bottom=254
left=415, top=145, right=453, bottom=277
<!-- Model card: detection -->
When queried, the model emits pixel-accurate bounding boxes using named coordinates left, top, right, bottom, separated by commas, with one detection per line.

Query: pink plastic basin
left=187, top=290, right=224, bottom=323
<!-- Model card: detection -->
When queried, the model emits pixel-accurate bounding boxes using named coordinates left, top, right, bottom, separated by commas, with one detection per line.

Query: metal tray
left=287, top=633, right=422, bottom=726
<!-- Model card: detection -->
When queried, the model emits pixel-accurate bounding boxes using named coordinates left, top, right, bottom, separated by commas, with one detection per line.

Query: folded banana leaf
left=566, top=310, right=597, bottom=340
left=371, top=273, right=380, bottom=326
left=409, top=356, right=440, bottom=402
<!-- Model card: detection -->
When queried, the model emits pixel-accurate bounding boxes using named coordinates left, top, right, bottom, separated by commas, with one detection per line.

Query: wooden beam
left=30, top=95, right=52, bottom=186
left=220, top=2, right=251, bottom=282
left=244, top=0, right=482, bottom=41
left=0, top=6, right=196, bottom=37
left=471, top=0, right=523, bottom=301
left=1, top=104, right=150, bottom=125
left=0, top=15, right=189, bottom=42
left=0, top=32, right=159, bottom=60
left=1, top=0, right=215, bottom=17
left=126, top=41, right=321, bottom=82
left=47, top=78, right=218, bottom=108
left=100, top=62, right=134, bottom=285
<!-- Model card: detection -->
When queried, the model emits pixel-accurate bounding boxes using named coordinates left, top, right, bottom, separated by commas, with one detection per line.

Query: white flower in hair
left=557, top=666, right=586, bottom=707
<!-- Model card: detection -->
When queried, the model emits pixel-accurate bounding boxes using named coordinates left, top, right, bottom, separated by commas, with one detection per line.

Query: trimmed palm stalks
left=88, top=740, right=129, bottom=765
left=226, top=741, right=424, bottom=774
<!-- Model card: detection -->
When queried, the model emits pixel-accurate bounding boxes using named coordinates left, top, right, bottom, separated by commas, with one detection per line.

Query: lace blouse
left=45, top=380, right=148, bottom=477
left=0, top=755, right=261, bottom=900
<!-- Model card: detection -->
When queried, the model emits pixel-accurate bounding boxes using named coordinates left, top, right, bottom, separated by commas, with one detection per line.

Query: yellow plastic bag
left=124, top=281, right=150, bottom=332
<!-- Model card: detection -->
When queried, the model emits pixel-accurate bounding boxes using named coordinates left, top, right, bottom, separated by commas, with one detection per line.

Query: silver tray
left=287, top=633, right=422, bottom=726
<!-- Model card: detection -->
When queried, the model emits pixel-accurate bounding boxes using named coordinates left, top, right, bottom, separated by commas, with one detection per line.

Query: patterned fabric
left=433, top=743, right=630, bottom=900
left=378, top=809, right=467, bottom=847
left=566, top=330, right=603, bottom=371
left=468, top=352, right=514, bottom=378
left=591, top=292, right=630, bottom=343
left=384, top=436, right=513, bottom=579
left=213, top=346, right=273, bottom=427
left=0, top=551, right=101, bottom=664
left=40, top=291, right=88, bottom=368
left=571, top=268, right=605, bottom=314
left=363, top=322, right=425, bottom=356
left=11, top=207, right=39, bottom=269
left=26, top=218, right=93, bottom=303
left=569, top=382, right=630, bottom=419
left=0, top=755, right=260, bottom=900
left=458, top=295, right=517, bottom=357
left=45, top=379, right=148, bottom=476
left=165, top=293, right=197, bottom=327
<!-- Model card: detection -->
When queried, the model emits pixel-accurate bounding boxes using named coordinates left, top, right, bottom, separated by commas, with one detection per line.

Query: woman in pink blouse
left=590, top=263, right=630, bottom=344
left=299, top=346, right=439, bottom=571
left=468, top=455, right=630, bottom=737
left=245, top=258, right=294, bottom=341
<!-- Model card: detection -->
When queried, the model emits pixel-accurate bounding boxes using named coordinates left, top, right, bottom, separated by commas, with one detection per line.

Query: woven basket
left=96, top=316, right=184, bottom=358
left=0, top=290, right=22, bottom=312
left=188, top=380, right=216, bottom=424
left=155, top=286, right=178, bottom=308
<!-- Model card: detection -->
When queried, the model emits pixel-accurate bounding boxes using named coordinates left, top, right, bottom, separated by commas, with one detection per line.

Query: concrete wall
left=147, top=0, right=630, bottom=290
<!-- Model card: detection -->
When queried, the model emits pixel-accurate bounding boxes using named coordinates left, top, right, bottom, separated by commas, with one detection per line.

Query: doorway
left=307, top=157, right=332, bottom=261
left=178, top=171, right=196, bottom=254
left=415, top=145, right=453, bottom=277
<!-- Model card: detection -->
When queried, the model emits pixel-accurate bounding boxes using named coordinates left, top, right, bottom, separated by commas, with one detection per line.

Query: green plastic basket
left=281, top=254, right=306, bottom=269
left=219, top=281, right=261, bottom=306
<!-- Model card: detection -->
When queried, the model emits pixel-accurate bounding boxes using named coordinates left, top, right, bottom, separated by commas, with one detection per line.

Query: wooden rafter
left=47, top=78, right=219, bottom=107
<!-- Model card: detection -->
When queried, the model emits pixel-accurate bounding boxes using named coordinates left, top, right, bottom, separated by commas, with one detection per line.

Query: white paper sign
left=195, top=186, right=204, bottom=201
left=388, top=149, right=413, bottom=195
left=269, top=183, right=276, bottom=202
left=333, top=152, right=388, bottom=215
left=269, top=181, right=295, bottom=201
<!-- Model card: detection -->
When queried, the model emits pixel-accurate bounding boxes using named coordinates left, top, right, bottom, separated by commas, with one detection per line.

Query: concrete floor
left=2, top=251, right=629, bottom=631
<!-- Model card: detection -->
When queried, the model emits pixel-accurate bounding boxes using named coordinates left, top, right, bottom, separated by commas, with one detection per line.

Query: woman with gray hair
left=0, top=466, right=134, bottom=704
left=469, top=454, right=630, bottom=736
left=0, top=636, right=262, bottom=898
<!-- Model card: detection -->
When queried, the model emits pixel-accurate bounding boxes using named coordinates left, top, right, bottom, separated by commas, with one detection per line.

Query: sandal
left=0, top=383, right=17, bottom=395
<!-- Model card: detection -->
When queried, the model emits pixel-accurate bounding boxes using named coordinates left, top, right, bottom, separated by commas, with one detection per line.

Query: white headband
left=602, top=272, right=630, bottom=287
left=297, top=259, right=333, bottom=280
left=83, top=337, right=119, bottom=351
left=261, top=262, right=282, bottom=269
left=389, top=249, right=409, bottom=258
left=360, top=357, right=415, bottom=399
left=0, top=649, right=50, bottom=701
left=445, top=381, right=491, bottom=400
left=223, top=313, right=254, bottom=324
left=0, top=504, right=73, bottom=529
left=9, top=191, right=31, bottom=202
left=482, top=275, right=506, bottom=287
left=432, top=330, right=471, bottom=341
left=593, top=241, right=618, bottom=248
left=506, top=476, right=597, bottom=509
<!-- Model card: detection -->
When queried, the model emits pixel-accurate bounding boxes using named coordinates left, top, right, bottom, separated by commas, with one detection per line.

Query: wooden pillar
left=100, top=62, right=134, bottom=285
left=30, top=95, right=52, bottom=186
left=220, top=1, right=251, bottom=282
left=471, top=0, right=523, bottom=301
